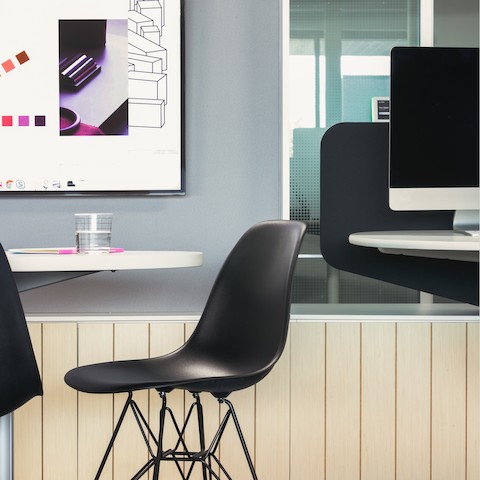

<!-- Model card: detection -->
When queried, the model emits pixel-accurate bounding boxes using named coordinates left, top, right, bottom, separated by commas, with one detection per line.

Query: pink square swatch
left=2, top=59, right=15, bottom=73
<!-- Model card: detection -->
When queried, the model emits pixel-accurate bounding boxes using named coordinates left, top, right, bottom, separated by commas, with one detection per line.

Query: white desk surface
left=349, top=231, right=480, bottom=262
left=349, top=231, right=480, bottom=251
left=6, top=250, right=203, bottom=273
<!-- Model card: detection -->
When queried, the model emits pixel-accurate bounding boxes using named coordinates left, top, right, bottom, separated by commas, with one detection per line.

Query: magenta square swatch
left=18, top=116, right=29, bottom=126
left=34, top=115, right=46, bottom=127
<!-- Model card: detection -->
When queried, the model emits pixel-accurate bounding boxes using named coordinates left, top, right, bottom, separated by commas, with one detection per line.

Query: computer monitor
left=389, top=46, right=479, bottom=232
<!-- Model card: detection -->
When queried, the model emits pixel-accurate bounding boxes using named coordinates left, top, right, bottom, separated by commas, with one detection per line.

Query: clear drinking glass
left=74, top=213, right=112, bottom=254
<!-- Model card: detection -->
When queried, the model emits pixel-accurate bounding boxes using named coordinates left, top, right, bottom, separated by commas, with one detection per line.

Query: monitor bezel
left=388, top=46, right=479, bottom=213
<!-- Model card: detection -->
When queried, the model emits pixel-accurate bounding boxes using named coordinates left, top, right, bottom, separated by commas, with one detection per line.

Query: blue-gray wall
left=1, top=0, right=283, bottom=314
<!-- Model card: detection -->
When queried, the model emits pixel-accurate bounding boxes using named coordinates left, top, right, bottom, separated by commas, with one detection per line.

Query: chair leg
left=152, top=391, right=204, bottom=480
left=152, top=392, right=168, bottom=480
left=220, top=398, right=258, bottom=480
left=153, top=393, right=221, bottom=480
left=94, top=392, right=133, bottom=480
left=94, top=392, right=159, bottom=480
left=194, top=393, right=210, bottom=480
left=202, top=398, right=258, bottom=480
left=98, top=392, right=258, bottom=480
left=158, top=394, right=258, bottom=480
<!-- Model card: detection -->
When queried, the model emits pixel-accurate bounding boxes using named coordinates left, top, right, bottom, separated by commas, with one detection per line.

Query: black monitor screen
left=390, top=47, right=479, bottom=188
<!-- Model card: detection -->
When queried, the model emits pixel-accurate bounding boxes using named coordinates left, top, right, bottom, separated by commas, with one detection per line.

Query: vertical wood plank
left=255, top=333, right=291, bottom=480
left=113, top=323, right=150, bottom=480
left=361, top=323, right=396, bottom=480
left=13, top=323, right=43, bottom=480
left=149, top=323, right=186, bottom=480
left=43, top=323, right=78, bottom=480
left=78, top=323, right=114, bottom=480
left=467, top=322, right=479, bottom=480
left=396, top=322, right=431, bottom=480
left=431, top=323, right=466, bottom=480
left=325, top=323, right=360, bottom=480
left=290, top=322, right=325, bottom=480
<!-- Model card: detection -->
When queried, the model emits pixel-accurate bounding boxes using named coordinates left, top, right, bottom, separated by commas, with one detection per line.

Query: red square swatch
left=2, top=59, right=15, bottom=73
left=2, top=116, right=13, bottom=126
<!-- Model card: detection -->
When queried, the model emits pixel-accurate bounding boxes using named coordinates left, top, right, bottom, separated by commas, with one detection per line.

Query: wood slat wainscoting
left=13, top=321, right=479, bottom=480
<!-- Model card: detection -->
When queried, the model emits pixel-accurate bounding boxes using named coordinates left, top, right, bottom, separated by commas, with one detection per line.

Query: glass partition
left=288, top=0, right=424, bottom=303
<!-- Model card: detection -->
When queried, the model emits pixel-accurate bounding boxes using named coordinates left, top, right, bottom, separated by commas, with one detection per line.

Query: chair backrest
left=186, top=220, right=306, bottom=386
left=0, top=244, right=42, bottom=416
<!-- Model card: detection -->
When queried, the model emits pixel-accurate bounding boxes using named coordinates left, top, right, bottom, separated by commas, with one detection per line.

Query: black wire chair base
left=93, top=391, right=259, bottom=480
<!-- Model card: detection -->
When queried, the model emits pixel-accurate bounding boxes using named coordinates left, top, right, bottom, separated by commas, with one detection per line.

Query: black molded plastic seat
left=0, top=244, right=43, bottom=417
left=65, top=220, right=306, bottom=480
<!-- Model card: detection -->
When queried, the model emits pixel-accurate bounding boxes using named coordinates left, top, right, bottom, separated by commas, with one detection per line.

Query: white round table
left=7, top=250, right=203, bottom=272
left=7, top=250, right=204, bottom=292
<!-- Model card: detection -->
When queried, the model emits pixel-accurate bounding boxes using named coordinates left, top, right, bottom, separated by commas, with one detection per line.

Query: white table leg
left=0, top=413, right=12, bottom=480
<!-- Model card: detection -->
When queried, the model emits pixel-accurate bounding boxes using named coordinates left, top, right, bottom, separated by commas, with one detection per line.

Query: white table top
left=349, top=231, right=480, bottom=262
left=6, top=250, right=203, bottom=272
left=349, top=230, right=480, bottom=251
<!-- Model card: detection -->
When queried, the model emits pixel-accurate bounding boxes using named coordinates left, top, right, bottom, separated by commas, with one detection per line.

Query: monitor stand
left=453, top=210, right=480, bottom=236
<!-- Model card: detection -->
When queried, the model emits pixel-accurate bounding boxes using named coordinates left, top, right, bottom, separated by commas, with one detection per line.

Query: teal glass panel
left=289, top=0, right=422, bottom=304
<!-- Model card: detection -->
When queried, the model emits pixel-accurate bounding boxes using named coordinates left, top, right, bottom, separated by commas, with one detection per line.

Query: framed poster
left=0, top=0, right=184, bottom=195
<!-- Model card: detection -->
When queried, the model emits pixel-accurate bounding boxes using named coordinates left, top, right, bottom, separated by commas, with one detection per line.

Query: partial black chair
left=65, top=220, right=306, bottom=480
left=0, top=243, right=43, bottom=418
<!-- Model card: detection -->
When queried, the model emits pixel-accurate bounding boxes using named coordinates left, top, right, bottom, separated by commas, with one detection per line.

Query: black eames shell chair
left=65, top=220, right=306, bottom=480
